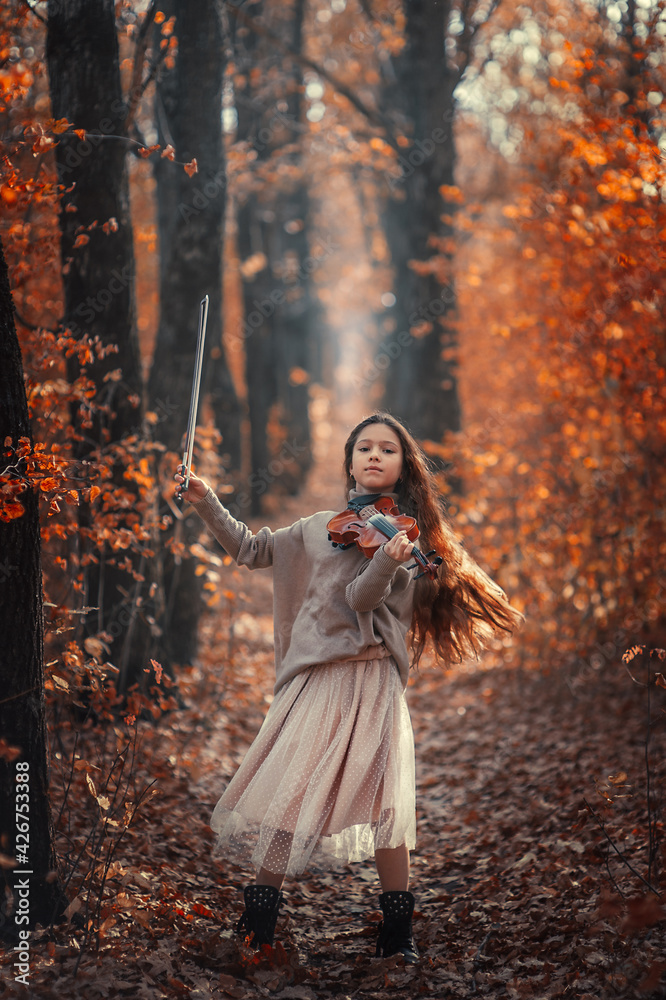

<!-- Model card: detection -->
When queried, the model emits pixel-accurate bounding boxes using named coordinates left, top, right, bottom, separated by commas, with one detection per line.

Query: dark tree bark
left=46, top=0, right=161, bottom=691
left=379, top=0, right=461, bottom=448
left=234, top=0, right=317, bottom=514
left=233, top=0, right=279, bottom=514
left=149, top=0, right=241, bottom=664
left=47, top=0, right=143, bottom=444
left=0, top=238, right=67, bottom=942
left=271, top=0, right=318, bottom=493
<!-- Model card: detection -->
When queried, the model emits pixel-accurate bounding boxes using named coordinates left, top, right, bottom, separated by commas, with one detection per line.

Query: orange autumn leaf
left=0, top=185, right=18, bottom=205
left=161, top=144, right=176, bottom=161
left=184, top=158, right=198, bottom=177
left=0, top=501, right=24, bottom=521
left=138, top=144, right=161, bottom=158
left=50, top=117, right=72, bottom=134
left=440, top=184, right=465, bottom=204
left=32, top=135, right=56, bottom=154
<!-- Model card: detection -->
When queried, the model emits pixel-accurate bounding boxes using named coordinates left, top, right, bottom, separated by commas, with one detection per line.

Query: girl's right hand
left=174, top=465, right=209, bottom=503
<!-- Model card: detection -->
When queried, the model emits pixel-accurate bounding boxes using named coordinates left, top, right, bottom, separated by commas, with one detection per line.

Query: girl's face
left=349, top=423, right=404, bottom=493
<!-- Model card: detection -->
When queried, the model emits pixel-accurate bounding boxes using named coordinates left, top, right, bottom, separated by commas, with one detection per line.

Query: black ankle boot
left=236, top=884, right=283, bottom=948
left=376, top=890, right=419, bottom=963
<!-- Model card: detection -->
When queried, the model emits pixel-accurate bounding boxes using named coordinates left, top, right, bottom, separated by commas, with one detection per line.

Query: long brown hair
left=344, top=412, right=524, bottom=667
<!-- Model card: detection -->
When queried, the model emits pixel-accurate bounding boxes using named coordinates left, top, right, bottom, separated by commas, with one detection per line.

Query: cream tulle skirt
left=210, top=654, right=416, bottom=877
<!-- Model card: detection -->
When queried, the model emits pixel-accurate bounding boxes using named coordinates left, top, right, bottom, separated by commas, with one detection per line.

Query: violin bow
left=176, top=294, right=209, bottom=502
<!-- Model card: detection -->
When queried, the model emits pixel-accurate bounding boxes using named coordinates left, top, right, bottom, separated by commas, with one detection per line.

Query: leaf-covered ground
left=2, top=434, right=665, bottom=998
left=2, top=626, right=666, bottom=997
left=2, top=643, right=664, bottom=999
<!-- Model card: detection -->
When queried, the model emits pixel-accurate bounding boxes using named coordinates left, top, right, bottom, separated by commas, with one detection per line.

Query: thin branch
left=21, top=0, right=46, bottom=25
left=154, top=91, right=176, bottom=151
left=584, top=797, right=661, bottom=897
left=0, top=686, right=39, bottom=706
left=3, top=126, right=196, bottom=166
left=645, top=658, right=655, bottom=885
left=222, top=0, right=400, bottom=153
left=12, top=305, right=58, bottom=334
left=471, top=922, right=500, bottom=993
left=457, top=0, right=503, bottom=81
left=358, top=0, right=375, bottom=22
left=123, top=0, right=160, bottom=132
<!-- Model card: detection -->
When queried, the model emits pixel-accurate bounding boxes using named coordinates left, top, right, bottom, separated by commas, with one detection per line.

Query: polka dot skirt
left=209, top=655, right=416, bottom=877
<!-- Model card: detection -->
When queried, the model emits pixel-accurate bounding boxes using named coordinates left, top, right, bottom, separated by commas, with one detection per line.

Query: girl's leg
left=239, top=832, right=288, bottom=946
left=375, top=843, right=410, bottom=892
left=374, top=844, right=419, bottom=962
left=256, top=867, right=285, bottom=890
left=255, top=828, right=291, bottom=890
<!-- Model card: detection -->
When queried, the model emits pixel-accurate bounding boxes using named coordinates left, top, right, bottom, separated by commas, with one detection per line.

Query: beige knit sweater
left=192, top=488, right=416, bottom=693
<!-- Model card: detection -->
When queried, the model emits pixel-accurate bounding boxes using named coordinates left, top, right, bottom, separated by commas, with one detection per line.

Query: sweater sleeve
left=191, top=487, right=275, bottom=569
left=345, top=544, right=407, bottom=612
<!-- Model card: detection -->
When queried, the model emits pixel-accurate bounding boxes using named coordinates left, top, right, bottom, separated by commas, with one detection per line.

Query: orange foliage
left=1, top=0, right=664, bottom=692
left=447, top=0, right=665, bottom=675
left=0, top=1, right=170, bottom=675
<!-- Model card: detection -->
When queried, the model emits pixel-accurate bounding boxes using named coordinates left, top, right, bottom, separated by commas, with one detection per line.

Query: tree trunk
left=47, top=0, right=143, bottom=443
left=234, top=0, right=315, bottom=514
left=46, top=0, right=161, bottom=691
left=380, top=0, right=461, bottom=449
left=149, top=0, right=240, bottom=664
left=271, top=0, right=315, bottom=494
left=0, top=238, right=67, bottom=942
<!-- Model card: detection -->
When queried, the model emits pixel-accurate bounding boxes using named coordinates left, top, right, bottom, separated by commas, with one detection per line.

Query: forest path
left=15, top=400, right=664, bottom=999
left=164, top=399, right=663, bottom=998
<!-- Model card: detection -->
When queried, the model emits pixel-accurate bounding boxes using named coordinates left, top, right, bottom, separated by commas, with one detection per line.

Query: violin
left=326, top=494, right=442, bottom=581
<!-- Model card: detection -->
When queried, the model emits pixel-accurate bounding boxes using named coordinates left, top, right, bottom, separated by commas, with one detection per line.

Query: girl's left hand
left=383, top=529, right=413, bottom=563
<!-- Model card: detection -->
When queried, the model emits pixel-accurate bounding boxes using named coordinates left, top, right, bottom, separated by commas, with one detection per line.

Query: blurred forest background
left=2, top=0, right=664, bottom=687
left=1, top=0, right=666, bottom=990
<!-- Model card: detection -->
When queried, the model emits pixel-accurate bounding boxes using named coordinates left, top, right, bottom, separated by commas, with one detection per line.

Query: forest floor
left=2, top=405, right=665, bottom=999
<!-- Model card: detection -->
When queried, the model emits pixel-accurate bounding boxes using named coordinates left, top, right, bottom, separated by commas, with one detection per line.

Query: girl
left=175, top=412, right=523, bottom=961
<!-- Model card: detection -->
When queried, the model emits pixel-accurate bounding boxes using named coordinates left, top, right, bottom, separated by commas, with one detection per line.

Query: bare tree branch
left=222, top=0, right=401, bottom=152
left=584, top=797, right=661, bottom=897
left=456, top=0, right=503, bottom=81
left=124, top=0, right=160, bottom=132
left=21, top=0, right=46, bottom=25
